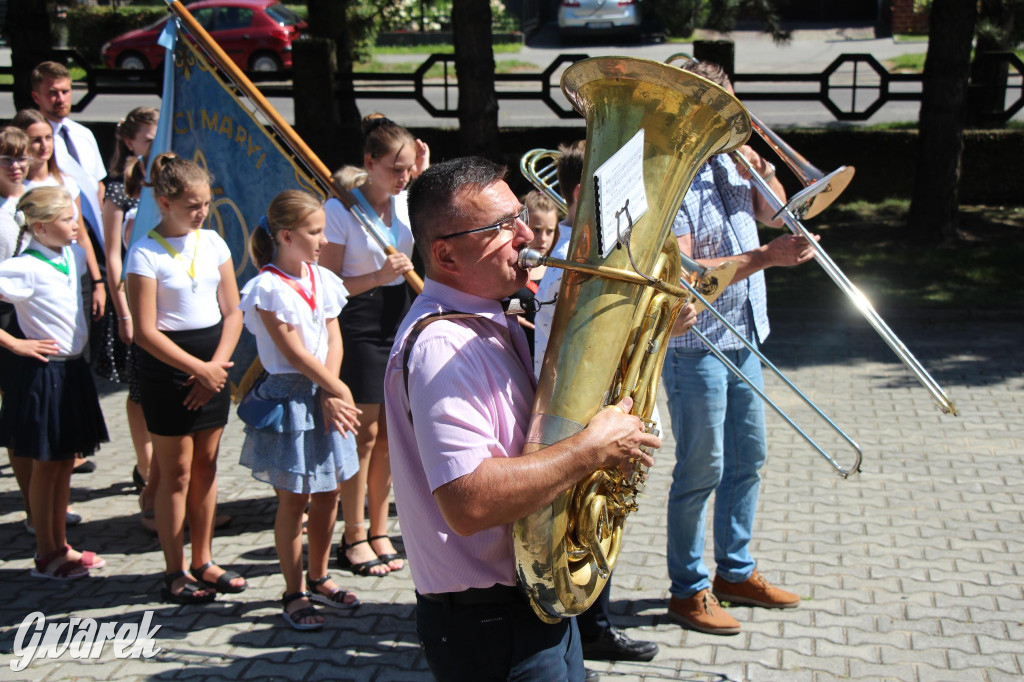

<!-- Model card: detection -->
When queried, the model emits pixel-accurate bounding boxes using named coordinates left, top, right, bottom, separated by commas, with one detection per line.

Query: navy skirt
left=339, top=283, right=412, bottom=404
left=137, top=322, right=231, bottom=436
left=0, top=301, right=21, bottom=396
left=0, top=354, right=109, bottom=461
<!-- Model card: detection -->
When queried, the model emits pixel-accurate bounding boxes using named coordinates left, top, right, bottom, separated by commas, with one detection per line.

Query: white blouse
left=239, top=263, right=349, bottom=374
left=125, top=228, right=232, bottom=332
left=323, top=190, right=414, bottom=286
left=0, top=239, right=88, bottom=356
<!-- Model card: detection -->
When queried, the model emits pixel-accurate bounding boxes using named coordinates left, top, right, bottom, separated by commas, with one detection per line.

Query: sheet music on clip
left=592, top=129, right=649, bottom=259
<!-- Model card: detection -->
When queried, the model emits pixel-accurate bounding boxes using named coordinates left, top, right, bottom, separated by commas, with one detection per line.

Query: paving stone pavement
left=1, top=311, right=1021, bottom=681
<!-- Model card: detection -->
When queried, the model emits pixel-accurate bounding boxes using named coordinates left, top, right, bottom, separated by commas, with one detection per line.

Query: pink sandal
left=66, top=545, right=106, bottom=569
left=31, top=547, right=89, bottom=580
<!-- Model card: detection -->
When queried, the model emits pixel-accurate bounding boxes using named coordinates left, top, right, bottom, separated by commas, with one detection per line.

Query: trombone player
left=663, top=59, right=820, bottom=635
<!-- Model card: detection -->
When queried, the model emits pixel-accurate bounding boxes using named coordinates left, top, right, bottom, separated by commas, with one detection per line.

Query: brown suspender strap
left=401, top=312, right=481, bottom=425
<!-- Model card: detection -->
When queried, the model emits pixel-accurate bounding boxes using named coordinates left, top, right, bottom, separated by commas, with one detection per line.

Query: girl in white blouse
left=0, top=186, right=109, bottom=580
left=238, top=190, right=362, bottom=630
left=125, top=153, right=244, bottom=604
left=319, top=114, right=428, bottom=577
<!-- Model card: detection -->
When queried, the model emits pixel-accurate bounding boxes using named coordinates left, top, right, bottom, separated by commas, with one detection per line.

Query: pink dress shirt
left=384, top=278, right=537, bottom=595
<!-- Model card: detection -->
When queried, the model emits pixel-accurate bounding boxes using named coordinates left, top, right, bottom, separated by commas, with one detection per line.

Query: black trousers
left=415, top=587, right=585, bottom=682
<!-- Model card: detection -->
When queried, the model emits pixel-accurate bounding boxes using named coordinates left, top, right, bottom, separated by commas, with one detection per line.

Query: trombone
left=663, top=53, right=958, bottom=416
left=519, top=149, right=568, bottom=215
left=729, top=134, right=959, bottom=417
left=520, top=150, right=864, bottom=478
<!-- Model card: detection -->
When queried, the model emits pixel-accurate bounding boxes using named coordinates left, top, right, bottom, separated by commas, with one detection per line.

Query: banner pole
left=163, top=0, right=424, bottom=293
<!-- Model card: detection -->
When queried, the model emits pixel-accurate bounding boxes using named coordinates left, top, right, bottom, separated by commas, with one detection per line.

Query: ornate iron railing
left=3, top=49, right=1022, bottom=123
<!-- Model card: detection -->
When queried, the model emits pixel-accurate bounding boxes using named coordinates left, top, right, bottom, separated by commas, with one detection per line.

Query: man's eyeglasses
left=0, top=156, right=31, bottom=168
left=437, top=205, right=528, bottom=243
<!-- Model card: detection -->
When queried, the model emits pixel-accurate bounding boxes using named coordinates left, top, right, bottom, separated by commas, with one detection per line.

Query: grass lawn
left=762, top=200, right=1024, bottom=311
left=355, top=58, right=538, bottom=77
left=374, top=42, right=523, bottom=56
left=887, top=48, right=1024, bottom=73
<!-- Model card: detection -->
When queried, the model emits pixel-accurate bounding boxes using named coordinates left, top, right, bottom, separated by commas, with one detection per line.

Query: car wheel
left=250, top=52, right=282, bottom=72
left=117, top=52, right=149, bottom=70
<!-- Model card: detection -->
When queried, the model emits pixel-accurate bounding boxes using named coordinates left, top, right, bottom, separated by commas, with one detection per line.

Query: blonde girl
left=0, top=186, right=109, bottom=579
left=319, top=114, right=427, bottom=577
left=125, top=153, right=244, bottom=603
left=239, top=189, right=362, bottom=629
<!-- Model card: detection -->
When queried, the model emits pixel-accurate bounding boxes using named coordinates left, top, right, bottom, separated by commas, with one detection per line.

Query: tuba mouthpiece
left=517, top=248, right=545, bottom=270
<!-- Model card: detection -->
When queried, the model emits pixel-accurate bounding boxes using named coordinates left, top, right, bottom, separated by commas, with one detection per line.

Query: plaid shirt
left=669, top=155, right=769, bottom=350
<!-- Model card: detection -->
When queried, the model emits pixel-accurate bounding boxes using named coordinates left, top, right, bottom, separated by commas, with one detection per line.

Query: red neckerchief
left=261, top=263, right=316, bottom=312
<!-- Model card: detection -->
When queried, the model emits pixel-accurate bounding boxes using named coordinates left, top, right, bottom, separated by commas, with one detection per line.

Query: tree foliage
left=650, top=0, right=789, bottom=42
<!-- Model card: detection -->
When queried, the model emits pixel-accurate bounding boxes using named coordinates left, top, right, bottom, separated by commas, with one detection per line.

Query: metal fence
left=3, top=49, right=1023, bottom=123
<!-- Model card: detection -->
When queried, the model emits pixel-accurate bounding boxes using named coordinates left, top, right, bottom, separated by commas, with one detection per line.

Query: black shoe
left=581, top=627, right=659, bottom=662
left=73, top=460, right=97, bottom=474
left=584, top=669, right=600, bottom=682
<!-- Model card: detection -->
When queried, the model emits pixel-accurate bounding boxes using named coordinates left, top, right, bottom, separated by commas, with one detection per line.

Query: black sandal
left=281, top=591, right=324, bottom=631
left=191, top=561, right=248, bottom=593
left=336, top=539, right=388, bottom=577
left=306, top=572, right=360, bottom=609
left=132, top=465, right=146, bottom=491
left=369, top=535, right=405, bottom=571
left=161, top=570, right=217, bottom=605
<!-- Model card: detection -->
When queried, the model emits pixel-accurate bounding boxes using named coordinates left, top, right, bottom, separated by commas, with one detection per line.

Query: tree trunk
left=907, top=0, right=978, bottom=244
left=306, top=0, right=363, bottom=165
left=6, top=0, right=52, bottom=111
left=453, top=0, right=500, bottom=159
left=966, top=0, right=1016, bottom=128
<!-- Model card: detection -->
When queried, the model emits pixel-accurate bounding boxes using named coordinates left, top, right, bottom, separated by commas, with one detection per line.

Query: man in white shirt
left=30, top=61, right=106, bottom=250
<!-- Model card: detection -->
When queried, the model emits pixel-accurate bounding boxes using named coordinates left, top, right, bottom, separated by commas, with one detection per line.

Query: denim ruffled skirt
left=238, top=373, right=359, bottom=494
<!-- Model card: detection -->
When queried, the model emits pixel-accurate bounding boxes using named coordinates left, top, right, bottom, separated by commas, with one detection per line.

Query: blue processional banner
left=133, top=22, right=326, bottom=381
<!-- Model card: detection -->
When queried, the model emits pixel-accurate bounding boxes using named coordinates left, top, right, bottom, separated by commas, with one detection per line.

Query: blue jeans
left=416, top=592, right=585, bottom=681
left=661, top=343, right=767, bottom=598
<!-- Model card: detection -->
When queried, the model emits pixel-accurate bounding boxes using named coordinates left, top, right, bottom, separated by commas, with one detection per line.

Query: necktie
left=59, top=126, right=81, bottom=165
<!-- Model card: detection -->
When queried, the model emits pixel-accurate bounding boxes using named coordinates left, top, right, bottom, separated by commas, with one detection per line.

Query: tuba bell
left=513, top=57, right=751, bottom=622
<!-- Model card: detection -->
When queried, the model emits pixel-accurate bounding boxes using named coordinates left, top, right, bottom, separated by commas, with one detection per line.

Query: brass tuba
left=513, top=57, right=751, bottom=622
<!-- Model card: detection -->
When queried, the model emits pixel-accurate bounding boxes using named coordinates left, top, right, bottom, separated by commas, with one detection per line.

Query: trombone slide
left=732, top=151, right=959, bottom=417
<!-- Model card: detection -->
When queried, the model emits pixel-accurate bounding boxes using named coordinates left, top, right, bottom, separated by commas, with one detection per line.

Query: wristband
left=761, top=161, right=776, bottom=182
left=93, top=278, right=107, bottom=287
left=120, top=315, right=132, bottom=321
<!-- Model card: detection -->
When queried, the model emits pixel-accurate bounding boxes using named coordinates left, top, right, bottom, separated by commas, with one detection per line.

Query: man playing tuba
left=384, top=157, right=660, bottom=681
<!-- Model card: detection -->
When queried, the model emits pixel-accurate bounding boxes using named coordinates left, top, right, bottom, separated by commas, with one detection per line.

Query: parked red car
left=101, top=0, right=306, bottom=71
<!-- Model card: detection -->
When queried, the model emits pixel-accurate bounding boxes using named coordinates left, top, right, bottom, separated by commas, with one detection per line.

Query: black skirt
left=137, top=322, right=231, bottom=436
left=0, top=301, right=22, bottom=396
left=339, top=283, right=413, bottom=404
left=0, top=354, right=109, bottom=461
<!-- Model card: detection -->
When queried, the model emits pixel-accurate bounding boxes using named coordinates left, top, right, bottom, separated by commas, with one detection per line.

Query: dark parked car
left=101, top=0, right=306, bottom=71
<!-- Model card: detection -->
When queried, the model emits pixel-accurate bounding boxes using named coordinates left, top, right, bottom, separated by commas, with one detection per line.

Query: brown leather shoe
left=667, top=589, right=741, bottom=635
left=712, top=570, right=800, bottom=609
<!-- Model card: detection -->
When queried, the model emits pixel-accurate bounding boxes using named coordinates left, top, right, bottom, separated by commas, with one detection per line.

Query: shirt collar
left=421, top=278, right=510, bottom=329
left=27, top=238, right=63, bottom=259
left=48, top=117, right=71, bottom=134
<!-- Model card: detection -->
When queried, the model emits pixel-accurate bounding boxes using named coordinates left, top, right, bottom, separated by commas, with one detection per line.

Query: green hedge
left=66, top=5, right=169, bottom=65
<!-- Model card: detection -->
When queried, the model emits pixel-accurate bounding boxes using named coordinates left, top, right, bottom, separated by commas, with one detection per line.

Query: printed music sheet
left=593, top=129, right=649, bottom=258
